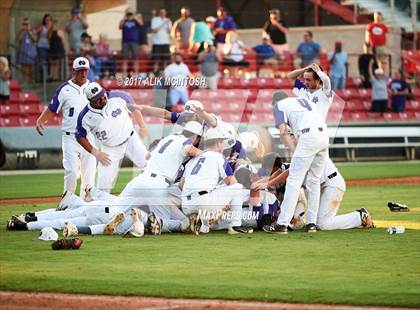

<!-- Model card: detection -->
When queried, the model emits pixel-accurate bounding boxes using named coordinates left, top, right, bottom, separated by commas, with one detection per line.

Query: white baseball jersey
left=183, top=151, right=233, bottom=196
left=48, top=79, right=90, bottom=133
left=144, top=134, right=193, bottom=183
left=321, top=158, right=346, bottom=192
left=293, top=78, right=333, bottom=121
left=273, top=97, right=326, bottom=135
left=76, top=97, right=133, bottom=147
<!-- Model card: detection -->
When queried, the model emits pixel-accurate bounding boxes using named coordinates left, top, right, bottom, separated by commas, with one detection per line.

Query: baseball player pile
left=6, top=57, right=376, bottom=239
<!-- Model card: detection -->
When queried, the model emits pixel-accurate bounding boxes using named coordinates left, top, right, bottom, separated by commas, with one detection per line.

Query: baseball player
left=180, top=127, right=252, bottom=234
left=264, top=91, right=329, bottom=234
left=35, top=57, right=96, bottom=199
left=75, top=82, right=148, bottom=193
left=317, top=158, right=375, bottom=230
left=287, top=63, right=333, bottom=121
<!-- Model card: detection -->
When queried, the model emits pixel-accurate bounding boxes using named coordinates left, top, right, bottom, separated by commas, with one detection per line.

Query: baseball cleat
left=12, top=214, right=27, bottom=223
left=357, top=208, right=376, bottom=228
left=180, top=218, right=191, bottom=233
left=57, top=191, right=72, bottom=211
left=123, top=208, right=145, bottom=238
left=6, top=217, right=28, bottom=230
left=228, top=226, right=254, bottom=234
left=103, top=212, right=125, bottom=235
left=306, top=223, right=317, bottom=233
left=63, top=222, right=78, bottom=237
left=145, top=212, right=162, bottom=235
left=188, top=213, right=202, bottom=235
left=262, top=224, right=288, bottom=234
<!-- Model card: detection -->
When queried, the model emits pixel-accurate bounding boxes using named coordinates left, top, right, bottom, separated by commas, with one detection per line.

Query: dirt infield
left=0, top=291, right=413, bottom=310
left=1, top=176, right=419, bottom=207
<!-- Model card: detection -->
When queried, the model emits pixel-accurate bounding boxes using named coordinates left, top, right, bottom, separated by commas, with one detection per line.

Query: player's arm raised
left=131, top=109, right=149, bottom=139
left=132, top=104, right=172, bottom=121
left=310, top=63, right=332, bottom=95
left=286, top=66, right=309, bottom=82
left=193, top=106, right=218, bottom=127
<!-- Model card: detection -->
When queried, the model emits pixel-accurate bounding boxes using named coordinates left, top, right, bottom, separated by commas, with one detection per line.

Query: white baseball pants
left=97, top=132, right=147, bottom=192
left=62, top=133, right=96, bottom=199
left=317, top=186, right=361, bottom=230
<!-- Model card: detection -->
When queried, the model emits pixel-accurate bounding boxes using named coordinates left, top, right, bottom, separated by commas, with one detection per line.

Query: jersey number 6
left=191, top=158, right=206, bottom=175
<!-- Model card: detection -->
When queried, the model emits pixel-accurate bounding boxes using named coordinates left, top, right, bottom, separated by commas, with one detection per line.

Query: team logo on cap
left=91, top=87, right=99, bottom=94
left=79, top=60, right=86, bottom=66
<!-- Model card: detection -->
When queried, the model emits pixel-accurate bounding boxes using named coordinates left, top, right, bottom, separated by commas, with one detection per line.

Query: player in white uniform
left=288, top=63, right=333, bottom=121
left=264, top=92, right=329, bottom=234
left=75, top=82, right=147, bottom=192
left=35, top=57, right=96, bottom=199
left=180, top=128, right=252, bottom=234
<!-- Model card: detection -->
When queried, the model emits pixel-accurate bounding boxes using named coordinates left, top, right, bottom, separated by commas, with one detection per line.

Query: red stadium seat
left=218, top=78, right=234, bottom=89
left=19, top=116, right=38, bottom=126
left=358, top=89, right=372, bottom=99
left=249, top=112, right=274, bottom=123
left=0, top=104, right=20, bottom=116
left=350, top=112, right=368, bottom=121
left=398, top=112, right=415, bottom=120
left=253, top=102, right=272, bottom=112
left=23, top=92, right=40, bottom=103
left=406, top=100, right=420, bottom=111
left=219, top=113, right=242, bottom=123
left=19, top=103, right=43, bottom=115
left=0, top=116, right=20, bottom=127
left=9, top=92, right=25, bottom=104
left=346, top=100, right=365, bottom=112
left=383, top=112, right=399, bottom=121
left=414, top=111, right=420, bottom=120
left=47, top=115, right=62, bottom=126
left=412, top=88, right=420, bottom=99
left=362, top=101, right=371, bottom=111
left=330, top=100, right=344, bottom=113
left=10, top=80, right=22, bottom=91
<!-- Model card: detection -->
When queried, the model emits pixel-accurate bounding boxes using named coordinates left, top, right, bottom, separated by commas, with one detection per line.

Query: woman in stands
left=48, top=20, right=66, bottom=82
left=0, top=57, right=11, bottom=105
left=17, top=17, right=37, bottom=84
left=221, top=31, right=249, bottom=77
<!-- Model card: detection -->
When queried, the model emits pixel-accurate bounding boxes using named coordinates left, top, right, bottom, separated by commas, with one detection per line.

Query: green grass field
left=0, top=162, right=419, bottom=307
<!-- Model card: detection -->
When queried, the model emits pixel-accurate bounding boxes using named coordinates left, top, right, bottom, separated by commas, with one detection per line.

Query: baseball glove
left=51, top=238, right=83, bottom=250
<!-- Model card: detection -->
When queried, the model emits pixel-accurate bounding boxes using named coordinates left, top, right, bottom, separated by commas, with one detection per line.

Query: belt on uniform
left=150, top=173, right=171, bottom=185
left=327, top=172, right=337, bottom=179
left=116, top=131, right=134, bottom=146
left=186, top=191, right=209, bottom=200
left=301, top=127, right=324, bottom=134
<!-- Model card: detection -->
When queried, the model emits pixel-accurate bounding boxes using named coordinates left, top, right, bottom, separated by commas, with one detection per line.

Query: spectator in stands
left=190, top=18, right=214, bottom=53
left=119, top=8, right=142, bottom=75
left=151, top=8, right=172, bottom=73
left=79, top=32, right=96, bottom=82
left=17, top=17, right=37, bottom=84
left=137, top=12, right=149, bottom=54
left=252, top=34, right=276, bottom=65
left=198, top=41, right=220, bottom=90
left=365, top=12, right=388, bottom=61
left=369, top=61, right=389, bottom=113
left=94, top=33, right=115, bottom=78
left=214, top=7, right=237, bottom=48
left=358, top=43, right=377, bottom=89
left=328, top=41, right=348, bottom=90
left=296, top=31, right=320, bottom=68
left=164, top=53, right=190, bottom=109
left=171, top=7, right=194, bottom=51
left=0, top=57, right=11, bottom=104
left=263, top=9, right=288, bottom=56
left=36, top=14, right=52, bottom=81
left=222, top=31, right=249, bottom=76
left=389, top=70, right=409, bottom=112
left=152, top=68, right=170, bottom=109
left=48, top=20, right=65, bottom=82
left=66, top=7, right=88, bottom=54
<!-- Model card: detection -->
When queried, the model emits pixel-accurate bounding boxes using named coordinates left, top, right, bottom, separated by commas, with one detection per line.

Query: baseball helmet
left=38, top=227, right=58, bottom=241
left=183, top=121, right=203, bottom=136
left=184, top=100, right=204, bottom=113
left=204, top=127, right=227, bottom=141
left=84, top=82, right=106, bottom=101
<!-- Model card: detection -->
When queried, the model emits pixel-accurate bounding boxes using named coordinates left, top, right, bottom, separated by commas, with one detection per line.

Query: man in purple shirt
left=213, top=7, right=237, bottom=47
left=119, top=8, right=142, bottom=75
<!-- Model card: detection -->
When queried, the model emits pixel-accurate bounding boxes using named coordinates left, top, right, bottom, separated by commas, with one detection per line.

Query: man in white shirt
left=164, top=53, right=191, bottom=107
left=180, top=127, right=252, bottom=235
left=264, top=92, right=329, bottom=234
left=35, top=57, right=96, bottom=200
left=151, top=8, right=172, bottom=72
left=75, top=82, right=147, bottom=193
